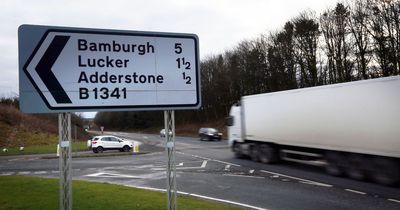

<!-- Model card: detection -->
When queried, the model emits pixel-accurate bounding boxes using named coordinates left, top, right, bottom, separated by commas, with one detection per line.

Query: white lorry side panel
left=242, top=76, right=400, bottom=158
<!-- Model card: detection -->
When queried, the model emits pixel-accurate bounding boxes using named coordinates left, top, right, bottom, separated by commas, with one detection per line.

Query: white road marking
left=0, top=172, right=14, bottom=176
left=211, top=159, right=240, bottom=167
left=260, top=170, right=332, bottom=187
left=223, top=174, right=264, bottom=179
left=33, top=171, right=47, bottom=175
left=180, top=150, right=332, bottom=188
left=86, top=172, right=141, bottom=179
left=178, top=152, right=241, bottom=167
left=299, top=181, right=326, bottom=186
left=87, top=168, right=97, bottom=170
left=190, top=154, right=211, bottom=160
left=17, top=171, right=31, bottom=175
left=345, top=189, right=367, bottom=195
left=178, top=162, right=183, bottom=166
left=8, top=157, right=39, bottom=162
left=189, top=193, right=267, bottom=210
left=224, top=164, right=231, bottom=171
left=388, top=198, right=400, bottom=204
left=151, top=167, right=166, bottom=171
left=124, top=184, right=268, bottom=210
left=8, top=158, right=20, bottom=162
left=134, top=164, right=156, bottom=169
left=249, top=169, right=255, bottom=174
left=177, top=160, right=208, bottom=170
left=51, top=171, right=59, bottom=173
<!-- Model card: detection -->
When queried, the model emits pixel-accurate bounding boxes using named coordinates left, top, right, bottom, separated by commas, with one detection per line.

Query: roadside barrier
left=133, top=142, right=139, bottom=153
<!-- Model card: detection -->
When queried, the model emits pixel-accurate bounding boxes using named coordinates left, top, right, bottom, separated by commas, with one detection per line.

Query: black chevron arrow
left=35, top=35, right=72, bottom=104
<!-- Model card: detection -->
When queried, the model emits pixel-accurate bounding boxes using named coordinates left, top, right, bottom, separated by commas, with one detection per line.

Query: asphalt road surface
left=1, top=131, right=399, bottom=210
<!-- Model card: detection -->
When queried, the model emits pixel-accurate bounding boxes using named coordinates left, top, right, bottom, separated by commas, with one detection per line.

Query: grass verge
left=0, top=176, right=241, bottom=210
left=0, top=141, right=88, bottom=156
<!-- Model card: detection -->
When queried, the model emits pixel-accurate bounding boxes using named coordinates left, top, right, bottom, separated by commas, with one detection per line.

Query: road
left=1, top=132, right=400, bottom=210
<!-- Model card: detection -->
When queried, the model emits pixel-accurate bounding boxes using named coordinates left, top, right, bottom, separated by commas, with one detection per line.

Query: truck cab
left=226, top=103, right=242, bottom=148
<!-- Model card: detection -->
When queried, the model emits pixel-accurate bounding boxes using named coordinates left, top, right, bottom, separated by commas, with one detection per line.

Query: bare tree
left=348, top=0, right=373, bottom=79
left=267, top=22, right=298, bottom=91
left=364, top=0, right=400, bottom=76
left=293, top=11, right=321, bottom=87
left=320, top=3, right=355, bottom=83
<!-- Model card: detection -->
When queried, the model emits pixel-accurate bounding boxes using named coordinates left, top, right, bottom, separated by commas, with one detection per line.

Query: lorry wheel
left=346, top=168, right=367, bottom=180
left=259, top=144, right=279, bottom=164
left=345, top=154, right=367, bottom=180
left=370, top=157, right=400, bottom=186
left=325, top=152, right=345, bottom=176
left=233, top=143, right=244, bottom=158
left=250, top=145, right=260, bottom=162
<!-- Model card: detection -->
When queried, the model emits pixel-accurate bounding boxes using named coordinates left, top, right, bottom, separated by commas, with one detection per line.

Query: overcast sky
left=1, top=0, right=336, bottom=118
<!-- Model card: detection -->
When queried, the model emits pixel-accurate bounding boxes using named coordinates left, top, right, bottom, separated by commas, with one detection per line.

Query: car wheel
left=93, top=148, right=98, bottom=153
left=96, top=146, right=104, bottom=153
left=123, top=145, right=130, bottom=152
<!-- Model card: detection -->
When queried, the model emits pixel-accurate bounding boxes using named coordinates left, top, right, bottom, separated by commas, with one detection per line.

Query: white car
left=89, top=135, right=133, bottom=153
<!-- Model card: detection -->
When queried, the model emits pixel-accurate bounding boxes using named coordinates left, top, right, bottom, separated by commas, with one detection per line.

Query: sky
left=1, top=0, right=336, bottom=118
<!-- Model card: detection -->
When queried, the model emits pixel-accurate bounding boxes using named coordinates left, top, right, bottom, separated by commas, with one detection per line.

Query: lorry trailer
left=226, top=76, right=400, bottom=185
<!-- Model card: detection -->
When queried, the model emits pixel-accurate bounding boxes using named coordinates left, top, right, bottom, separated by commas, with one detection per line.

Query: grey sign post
left=18, top=25, right=200, bottom=210
left=59, top=113, right=72, bottom=210
left=164, top=110, right=176, bottom=210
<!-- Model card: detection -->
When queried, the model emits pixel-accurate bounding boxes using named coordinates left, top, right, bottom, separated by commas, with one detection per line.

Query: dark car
left=198, top=128, right=222, bottom=141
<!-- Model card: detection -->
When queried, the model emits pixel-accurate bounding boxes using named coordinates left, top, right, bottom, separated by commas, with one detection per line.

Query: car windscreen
left=208, top=128, right=217, bottom=133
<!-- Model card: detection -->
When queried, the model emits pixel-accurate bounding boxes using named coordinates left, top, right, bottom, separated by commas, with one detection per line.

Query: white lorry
left=226, top=76, right=400, bottom=185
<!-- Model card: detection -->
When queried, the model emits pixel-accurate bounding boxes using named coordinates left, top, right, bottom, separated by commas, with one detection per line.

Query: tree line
left=95, top=0, right=400, bottom=129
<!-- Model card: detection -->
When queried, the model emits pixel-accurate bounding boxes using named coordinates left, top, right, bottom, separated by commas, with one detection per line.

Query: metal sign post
left=59, top=113, right=72, bottom=210
left=164, top=110, right=176, bottom=210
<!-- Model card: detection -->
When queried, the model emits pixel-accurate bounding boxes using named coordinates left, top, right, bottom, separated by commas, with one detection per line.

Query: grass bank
left=0, top=176, right=240, bottom=210
left=0, top=141, right=88, bottom=156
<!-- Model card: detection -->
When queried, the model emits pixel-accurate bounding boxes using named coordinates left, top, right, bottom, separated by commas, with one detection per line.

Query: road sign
left=18, top=25, right=200, bottom=113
